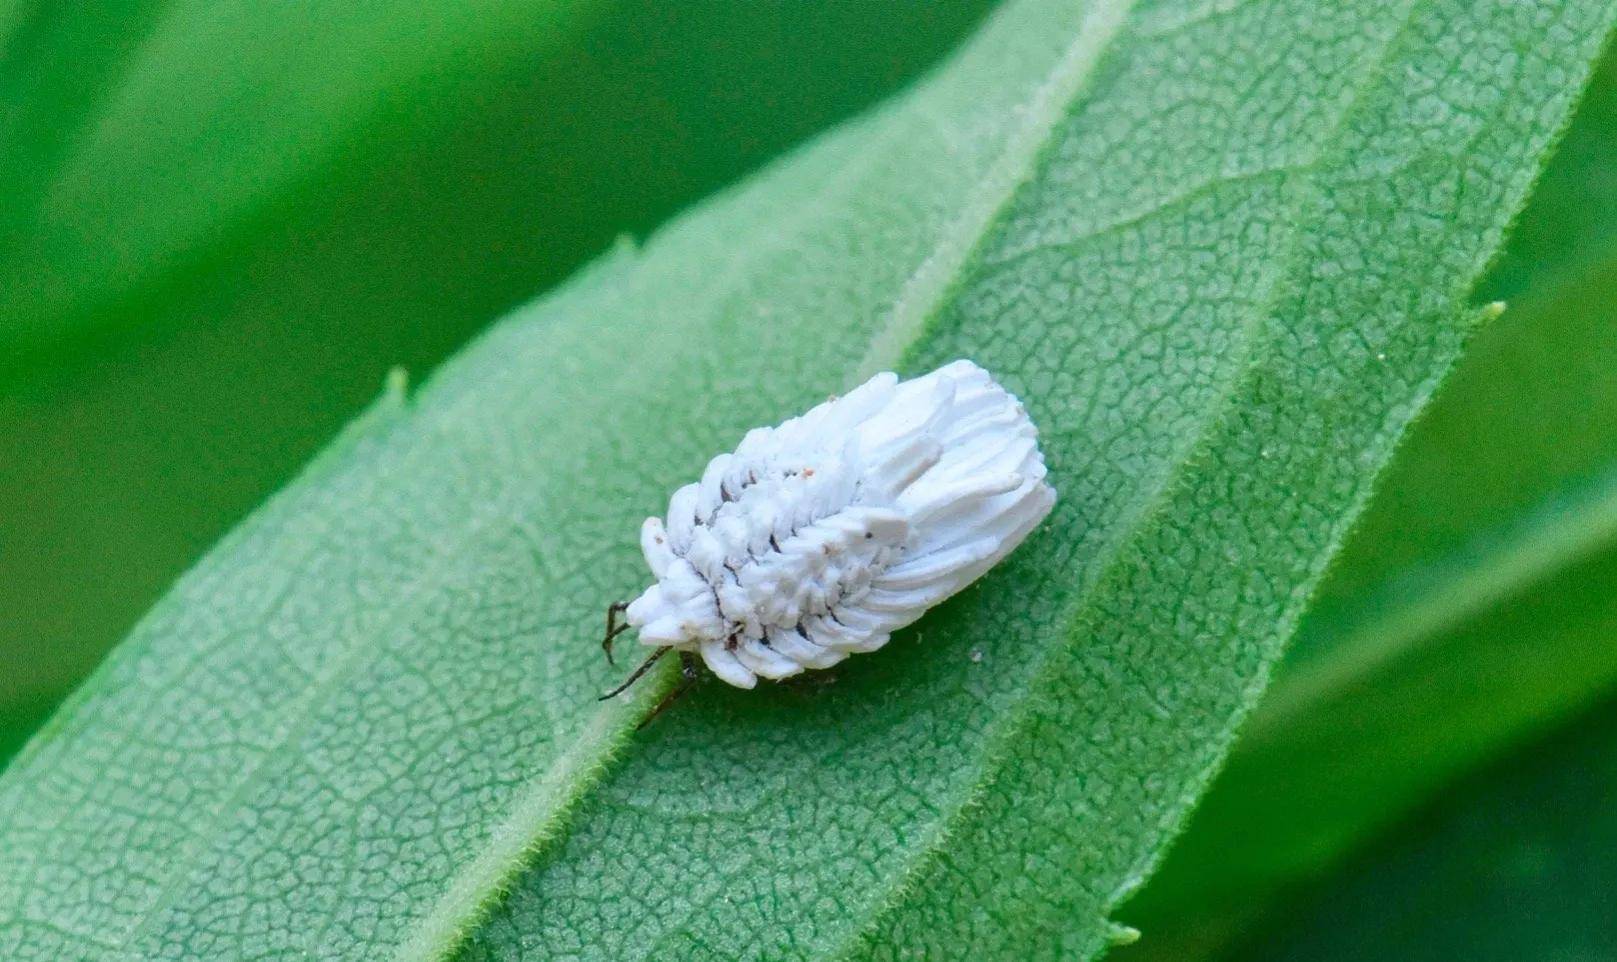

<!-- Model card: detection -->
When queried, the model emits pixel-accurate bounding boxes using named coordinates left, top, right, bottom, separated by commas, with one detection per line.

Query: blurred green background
left=3, top=2, right=1614, bottom=958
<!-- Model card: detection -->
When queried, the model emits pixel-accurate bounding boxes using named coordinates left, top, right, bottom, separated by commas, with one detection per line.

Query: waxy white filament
left=625, top=359, right=1056, bottom=688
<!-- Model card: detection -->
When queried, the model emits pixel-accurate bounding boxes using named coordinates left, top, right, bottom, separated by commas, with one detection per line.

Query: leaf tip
left=1106, top=922, right=1142, bottom=947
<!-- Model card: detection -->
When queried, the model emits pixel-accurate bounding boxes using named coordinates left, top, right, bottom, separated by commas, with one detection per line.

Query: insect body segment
left=616, top=359, right=1055, bottom=691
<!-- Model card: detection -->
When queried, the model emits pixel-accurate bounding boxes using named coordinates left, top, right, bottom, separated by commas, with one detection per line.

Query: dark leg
left=601, top=601, right=630, bottom=666
left=637, top=653, right=703, bottom=730
left=598, top=645, right=669, bottom=700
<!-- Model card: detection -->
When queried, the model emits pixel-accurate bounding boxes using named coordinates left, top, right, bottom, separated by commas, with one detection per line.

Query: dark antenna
left=598, top=646, right=669, bottom=700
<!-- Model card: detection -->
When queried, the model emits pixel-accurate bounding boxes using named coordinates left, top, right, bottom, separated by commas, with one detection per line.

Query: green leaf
left=1117, top=48, right=1617, bottom=957
left=1235, top=692, right=1617, bottom=961
left=0, top=0, right=995, bottom=759
left=1, top=1, right=1609, bottom=961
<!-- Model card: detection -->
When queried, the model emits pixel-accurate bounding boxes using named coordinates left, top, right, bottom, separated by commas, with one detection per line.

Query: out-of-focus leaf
left=1234, top=693, right=1617, bottom=961
left=0, top=0, right=1607, bottom=959
left=0, top=692, right=56, bottom=765
left=1117, top=45, right=1617, bottom=960
left=1123, top=536, right=1617, bottom=960
left=1480, top=48, right=1617, bottom=305
left=0, top=0, right=1000, bottom=376
left=0, top=0, right=997, bottom=756
left=0, top=0, right=600, bottom=363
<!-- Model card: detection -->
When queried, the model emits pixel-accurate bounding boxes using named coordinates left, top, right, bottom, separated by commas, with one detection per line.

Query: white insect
left=600, top=359, right=1056, bottom=705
